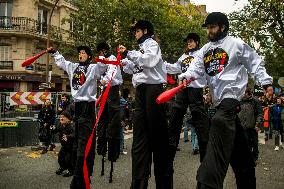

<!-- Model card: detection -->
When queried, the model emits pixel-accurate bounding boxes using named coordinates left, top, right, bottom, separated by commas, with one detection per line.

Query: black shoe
left=56, top=167, right=65, bottom=175
left=49, top=144, right=56, bottom=151
left=41, top=149, right=48, bottom=154
left=184, top=139, right=189, bottom=143
left=193, top=149, right=199, bottom=155
left=176, top=147, right=181, bottom=151
left=62, top=170, right=73, bottom=177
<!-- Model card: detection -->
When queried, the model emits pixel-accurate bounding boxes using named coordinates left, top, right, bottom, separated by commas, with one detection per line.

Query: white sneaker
left=120, top=151, right=127, bottom=155
left=274, top=146, right=280, bottom=151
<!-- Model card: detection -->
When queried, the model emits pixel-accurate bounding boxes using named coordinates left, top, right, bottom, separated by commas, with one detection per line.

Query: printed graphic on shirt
left=133, top=66, right=143, bottom=74
left=203, top=48, right=229, bottom=76
left=181, top=56, right=194, bottom=73
left=72, top=66, right=88, bottom=90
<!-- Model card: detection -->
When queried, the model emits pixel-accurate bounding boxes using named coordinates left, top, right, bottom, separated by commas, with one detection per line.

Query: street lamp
left=45, top=0, right=60, bottom=90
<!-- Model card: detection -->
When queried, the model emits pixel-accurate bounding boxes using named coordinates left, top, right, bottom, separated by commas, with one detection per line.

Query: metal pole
left=45, top=0, right=60, bottom=90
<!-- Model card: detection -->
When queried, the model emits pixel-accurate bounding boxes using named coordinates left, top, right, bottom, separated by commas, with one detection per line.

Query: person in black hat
left=119, top=20, right=172, bottom=189
left=178, top=12, right=273, bottom=189
left=47, top=46, right=107, bottom=189
left=95, top=41, right=123, bottom=182
left=52, top=111, right=75, bottom=177
left=165, top=32, right=209, bottom=170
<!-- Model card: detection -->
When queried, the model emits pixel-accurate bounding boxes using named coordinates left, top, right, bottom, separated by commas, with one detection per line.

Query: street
left=0, top=133, right=284, bottom=189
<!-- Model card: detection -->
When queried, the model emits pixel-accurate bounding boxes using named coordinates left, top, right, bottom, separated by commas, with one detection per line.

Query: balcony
left=0, top=61, right=13, bottom=70
left=0, top=16, right=71, bottom=42
left=25, top=63, right=52, bottom=72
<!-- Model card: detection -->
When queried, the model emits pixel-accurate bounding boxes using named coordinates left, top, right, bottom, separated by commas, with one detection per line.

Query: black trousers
left=245, top=128, right=259, bottom=162
left=97, top=85, right=121, bottom=162
left=70, top=101, right=96, bottom=189
left=39, top=124, right=51, bottom=149
left=275, top=123, right=283, bottom=146
left=58, top=146, right=73, bottom=172
left=131, top=84, right=172, bottom=189
left=197, top=99, right=256, bottom=189
left=168, top=87, right=209, bottom=163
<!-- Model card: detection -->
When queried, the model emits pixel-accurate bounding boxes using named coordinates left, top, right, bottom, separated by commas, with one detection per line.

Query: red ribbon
left=93, top=48, right=122, bottom=66
left=83, top=50, right=121, bottom=189
left=83, top=73, right=114, bottom=189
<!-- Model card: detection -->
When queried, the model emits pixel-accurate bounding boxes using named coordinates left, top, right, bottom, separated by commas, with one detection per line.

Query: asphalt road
left=0, top=133, right=284, bottom=189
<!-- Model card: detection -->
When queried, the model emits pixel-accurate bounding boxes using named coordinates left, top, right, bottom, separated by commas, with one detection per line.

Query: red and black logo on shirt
left=72, top=65, right=88, bottom=90
left=203, top=48, right=229, bottom=76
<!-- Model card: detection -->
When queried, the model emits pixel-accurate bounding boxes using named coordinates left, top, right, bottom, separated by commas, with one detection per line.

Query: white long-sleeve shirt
left=165, top=50, right=207, bottom=88
left=122, top=38, right=167, bottom=88
left=52, top=51, right=107, bottom=102
left=178, top=36, right=273, bottom=106
left=100, top=54, right=123, bottom=87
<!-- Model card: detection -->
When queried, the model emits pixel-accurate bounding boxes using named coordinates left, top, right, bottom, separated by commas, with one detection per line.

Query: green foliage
left=67, top=0, right=206, bottom=61
left=229, top=0, right=284, bottom=78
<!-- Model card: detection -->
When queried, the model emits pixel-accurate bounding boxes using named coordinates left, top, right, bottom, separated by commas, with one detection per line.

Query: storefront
left=0, top=72, right=64, bottom=92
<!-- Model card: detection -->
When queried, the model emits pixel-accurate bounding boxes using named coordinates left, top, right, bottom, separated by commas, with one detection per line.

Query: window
left=0, top=45, right=13, bottom=70
left=69, top=18, right=74, bottom=32
left=37, top=7, right=48, bottom=35
left=0, top=0, right=12, bottom=17
left=0, top=0, right=13, bottom=28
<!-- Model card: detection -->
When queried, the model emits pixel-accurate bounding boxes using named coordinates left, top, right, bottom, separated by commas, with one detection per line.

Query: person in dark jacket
left=38, top=99, right=56, bottom=154
left=52, top=111, right=75, bottom=177
left=239, top=88, right=263, bottom=163
left=271, top=97, right=284, bottom=151
left=58, top=94, right=72, bottom=115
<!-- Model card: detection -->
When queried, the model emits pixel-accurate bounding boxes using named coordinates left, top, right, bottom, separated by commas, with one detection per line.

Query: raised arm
left=126, top=40, right=161, bottom=68
left=51, top=51, right=77, bottom=75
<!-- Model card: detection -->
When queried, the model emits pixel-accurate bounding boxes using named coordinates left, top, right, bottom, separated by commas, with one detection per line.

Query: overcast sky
left=190, top=0, right=248, bottom=13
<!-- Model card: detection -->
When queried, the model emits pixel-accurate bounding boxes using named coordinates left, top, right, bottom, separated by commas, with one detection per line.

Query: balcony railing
left=0, top=16, right=71, bottom=42
left=25, top=63, right=52, bottom=72
left=0, top=61, right=13, bottom=70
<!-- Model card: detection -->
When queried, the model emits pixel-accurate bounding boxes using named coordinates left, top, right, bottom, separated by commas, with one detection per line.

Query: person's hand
left=47, top=47, right=57, bottom=54
left=58, top=107, right=62, bottom=112
left=119, top=45, right=127, bottom=53
left=120, top=59, right=128, bottom=66
left=255, top=122, right=260, bottom=132
left=44, top=123, right=48, bottom=127
left=62, top=134, right=67, bottom=142
left=101, top=80, right=107, bottom=86
left=50, top=125, right=56, bottom=130
left=178, top=78, right=187, bottom=89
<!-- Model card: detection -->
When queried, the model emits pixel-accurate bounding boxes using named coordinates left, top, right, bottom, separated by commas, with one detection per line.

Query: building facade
left=0, top=0, right=77, bottom=92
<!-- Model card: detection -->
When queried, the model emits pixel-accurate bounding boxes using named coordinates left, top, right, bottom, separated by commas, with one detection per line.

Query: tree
left=229, top=0, right=284, bottom=78
left=67, top=0, right=206, bottom=61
